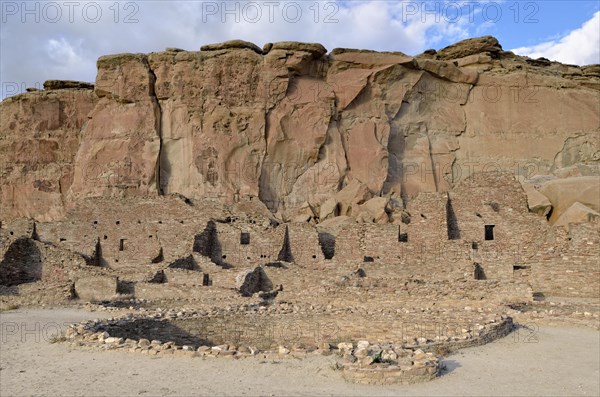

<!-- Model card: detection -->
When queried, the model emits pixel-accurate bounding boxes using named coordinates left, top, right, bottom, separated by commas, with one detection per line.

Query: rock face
left=0, top=87, right=98, bottom=221
left=435, top=36, right=502, bottom=60
left=540, top=177, right=600, bottom=224
left=554, top=202, right=600, bottom=227
left=522, top=183, right=552, bottom=217
left=71, top=54, right=161, bottom=200
left=1, top=37, right=599, bottom=224
left=43, top=80, right=95, bottom=90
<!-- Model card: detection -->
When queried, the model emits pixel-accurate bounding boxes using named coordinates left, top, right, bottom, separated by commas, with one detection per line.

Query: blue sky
left=471, top=1, right=599, bottom=48
left=1, top=1, right=599, bottom=99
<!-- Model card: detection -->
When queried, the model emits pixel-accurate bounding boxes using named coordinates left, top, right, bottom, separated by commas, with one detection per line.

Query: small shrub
left=0, top=303, right=20, bottom=312
left=487, top=202, right=500, bottom=212
left=48, top=333, right=67, bottom=344
left=431, top=345, right=452, bottom=357
left=331, top=362, right=344, bottom=371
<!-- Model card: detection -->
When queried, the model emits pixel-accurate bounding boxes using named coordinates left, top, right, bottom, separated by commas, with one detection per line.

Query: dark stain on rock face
left=195, top=147, right=219, bottom=187
left=33, top=179, right=55, bottom=192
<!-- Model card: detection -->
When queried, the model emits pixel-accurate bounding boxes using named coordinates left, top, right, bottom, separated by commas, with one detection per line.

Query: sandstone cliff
left=1, top=37, right=599, bottom=223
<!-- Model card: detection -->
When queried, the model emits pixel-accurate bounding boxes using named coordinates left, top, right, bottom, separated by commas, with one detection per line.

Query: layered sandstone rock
left=1, top=36, right=598, bottom=225
left=70, top=54, right=162, bottom=200
left=0, top=87, right=98, bottom=221
left=523, top=184, right=552, bottom=217
left=554, top=202, right=600, bottom=227
left=540, top=177, right=600, bottom=224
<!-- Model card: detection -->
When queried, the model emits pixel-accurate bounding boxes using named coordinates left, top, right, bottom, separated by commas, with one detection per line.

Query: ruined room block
left=0, top=237, right=42, bottom=286
left=235, top=267, right=272, bottom=297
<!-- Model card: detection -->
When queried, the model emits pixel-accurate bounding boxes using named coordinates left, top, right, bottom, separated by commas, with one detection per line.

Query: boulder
left=317, top=180, right=374, bottom=221
left=43, top=80, right=94, bottom=90
left=540, top=177, right=600, bottom=223
left=319, top=198, right=338, bottom=221
left=355, top=197, right=390, bottom=223
left=554, top=202, right=600, bottom=227
left=289, top=202, right=315, bottom=223
left=95, top=53, right=152, bottom=101
left=416, top=49, right=437, bottom=59
left=329, top=48, right=415, bottom=67
left=454, top=53, right=493, bottom=67
left=271, top=42, right=327, bottom=58
left=262, top=43, right=273, bottom=54
left=416, top=58, right=478, bottom=84
left=317, top=216, right=355, bottom=236
left=436, top=36, right=502, bottom=60
left=522, top=183, right=552, bottom=216
left=200, top=40, right=262, bottom=54
left=334, top=180, right=373, bottom=217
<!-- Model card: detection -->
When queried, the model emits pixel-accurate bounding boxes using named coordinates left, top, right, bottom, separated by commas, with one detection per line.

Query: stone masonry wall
left=2, top=172, right=597, bottom=299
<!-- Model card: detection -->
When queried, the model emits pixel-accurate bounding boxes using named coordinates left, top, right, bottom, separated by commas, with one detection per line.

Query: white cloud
left=44, top=37, right=92, bottom=78
left=0, top=1, right=468, bottom=98
left=511, top=11, right=600, bottom=66
left=3, top=1, right=593, bottom=99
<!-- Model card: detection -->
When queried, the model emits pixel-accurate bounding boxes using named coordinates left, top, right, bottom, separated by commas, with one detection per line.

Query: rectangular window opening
left=513, top=265, right=531, bottom=271
left=484, top=225, right=495, bottom=241
left=240, top=232, right=250, bottom=245
left=474, top=263, right=486, bottom=280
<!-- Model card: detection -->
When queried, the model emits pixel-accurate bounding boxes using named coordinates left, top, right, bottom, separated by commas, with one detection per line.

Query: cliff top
left=5, top=36, right=599, bottom=102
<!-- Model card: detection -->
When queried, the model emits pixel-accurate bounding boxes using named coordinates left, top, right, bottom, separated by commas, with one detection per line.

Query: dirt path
left=1, top=309, right=598, bottom=396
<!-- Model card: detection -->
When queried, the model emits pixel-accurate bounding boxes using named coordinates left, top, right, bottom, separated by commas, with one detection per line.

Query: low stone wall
left=74, top=275, right=118, bottom=302
left=342, top=355, right=439, bottom=385
left=62, top=310, right=513, bottom=385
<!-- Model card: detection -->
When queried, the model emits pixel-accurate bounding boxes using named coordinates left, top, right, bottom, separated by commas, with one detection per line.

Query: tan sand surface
left=1, top=309, right=598, bottom=397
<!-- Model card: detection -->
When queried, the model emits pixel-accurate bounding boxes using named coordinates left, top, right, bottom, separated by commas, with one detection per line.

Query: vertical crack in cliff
left=426, top=134, right=439, bottom=192
left=383, top=102, right=407, bottom=199
left=258, top=89, right=275, bottom=213
left=457, top=83, right=475, bottom=137
left=58, top=178, right=65, bottom=209
left=383, top=73, right=425, bottom=206
left=328, top=80, right=349, bottom=191
left=147, top=63, right=163, bottom=196
left=334, top=116, right=350, bottom=191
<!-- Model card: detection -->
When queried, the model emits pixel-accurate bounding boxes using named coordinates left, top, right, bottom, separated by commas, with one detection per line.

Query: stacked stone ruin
left=1, top=36, right=599, bottom=384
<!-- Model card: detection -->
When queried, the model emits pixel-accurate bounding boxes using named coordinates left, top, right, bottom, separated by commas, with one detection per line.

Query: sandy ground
left=0, top=309, right=598, bottom=397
